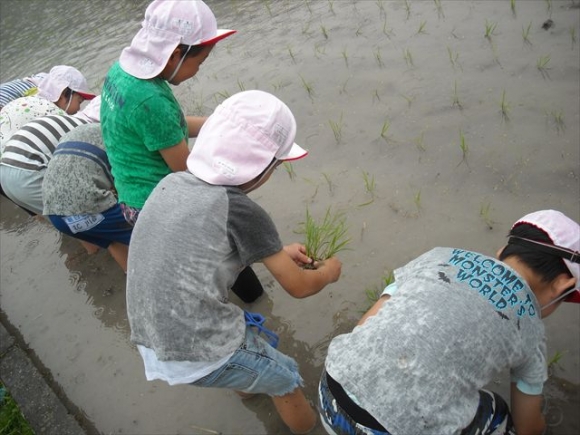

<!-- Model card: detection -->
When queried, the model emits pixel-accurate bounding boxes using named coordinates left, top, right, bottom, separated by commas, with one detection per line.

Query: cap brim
left=280, top=143, right=308, bottom=162
left=77, top=92, right=96, bottom=100
left=200, top=29, right=237, bottom=46
left=565, top=289, right=580, bottom=303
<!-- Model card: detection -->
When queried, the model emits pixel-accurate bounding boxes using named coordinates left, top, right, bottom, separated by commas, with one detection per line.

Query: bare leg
left=107, top=242, right=129, bottom=273
left=272, top=387, right=317, bottom=434
left=80, top=240, right=100, bottom=255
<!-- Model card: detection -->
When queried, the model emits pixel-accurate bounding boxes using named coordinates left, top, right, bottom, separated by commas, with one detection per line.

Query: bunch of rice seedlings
left=299, top=207, right=350, bottom=264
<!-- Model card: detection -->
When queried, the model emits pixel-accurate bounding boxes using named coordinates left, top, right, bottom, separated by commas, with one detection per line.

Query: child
left=0, top=72, right=46, bottom=110
left=318, top=210, right=579, bottom=435
left=0, top=97, right=101, bottom=216
left=42, top=123, right=133, bottom=272
left=0, top=65, right=95, bottom=150
left=126, top=90, right=343, bottom=434
left=100, top=0, right=262, bottom=303
left=100, top=0, right=235, bottom=225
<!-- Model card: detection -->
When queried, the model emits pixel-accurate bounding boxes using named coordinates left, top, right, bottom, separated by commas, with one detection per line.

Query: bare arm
left=186, top=116, right=207, bottom=137
left=158, top=139, right=190, bottom=172
left=262, top=248, right=341, bottom=299
left=510, top=383, right=545, bottom=435
left=358, top=294, right=391, bottom=326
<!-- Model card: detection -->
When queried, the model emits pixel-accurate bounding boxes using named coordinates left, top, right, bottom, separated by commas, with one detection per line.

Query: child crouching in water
left=126, top=90, right=342, bottom=433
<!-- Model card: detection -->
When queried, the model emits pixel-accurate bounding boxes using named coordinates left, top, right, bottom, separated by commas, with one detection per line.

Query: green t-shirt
left=100, top=62, right=188, bottom=208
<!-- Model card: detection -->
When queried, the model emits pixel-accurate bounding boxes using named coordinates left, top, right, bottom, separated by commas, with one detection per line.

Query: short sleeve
left=226, top=190, right=283, bottom=265
left=510, top=338, right=547, bottom=395
left=131, top=94, right=187, bottom=152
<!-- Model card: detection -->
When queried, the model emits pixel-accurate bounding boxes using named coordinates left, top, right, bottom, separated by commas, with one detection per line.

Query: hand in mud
left=283, top=243, right=312, bottom=267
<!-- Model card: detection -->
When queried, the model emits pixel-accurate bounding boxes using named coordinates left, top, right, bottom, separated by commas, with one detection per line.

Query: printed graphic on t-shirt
left=447, top=249, right=536, bottom=318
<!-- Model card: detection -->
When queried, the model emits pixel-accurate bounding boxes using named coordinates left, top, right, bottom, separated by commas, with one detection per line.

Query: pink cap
left=37, top=65, right=96, bottom=102
left=187, top=90, right=308, bottom=186
left=73, top=95, right=101, bottom=123
left=119, top=0, right=236, bottom=79
left=513, top=210, right=580, bottom=302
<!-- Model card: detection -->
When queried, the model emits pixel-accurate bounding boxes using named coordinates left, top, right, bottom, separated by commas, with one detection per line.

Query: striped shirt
left=0, top=79, right=37, bottom=109
left=0, top=115, right=88, bottom=171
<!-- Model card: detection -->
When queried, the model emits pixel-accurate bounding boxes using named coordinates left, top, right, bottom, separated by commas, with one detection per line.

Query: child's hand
left=283, top=243, right=312, bottom=267
left=316, top=256, right=342, bottom=283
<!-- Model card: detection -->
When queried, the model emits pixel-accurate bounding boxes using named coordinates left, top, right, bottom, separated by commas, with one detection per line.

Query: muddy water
left=1, top=1, right=579, bottom=434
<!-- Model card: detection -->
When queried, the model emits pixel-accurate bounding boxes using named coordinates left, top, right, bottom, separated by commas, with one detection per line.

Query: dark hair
left=499, top=223, right=571, bottom=283
left=63, top=87, right=74, bottom=98
left=176, top=44, right=207, bottom=59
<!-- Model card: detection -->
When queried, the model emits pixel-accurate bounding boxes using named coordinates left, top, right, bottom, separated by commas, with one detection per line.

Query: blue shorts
left=318, top=369, right=515, bottom=435
left=48, top=203, right=133, bottom=248
left=191, top=327, right=303, bottom=397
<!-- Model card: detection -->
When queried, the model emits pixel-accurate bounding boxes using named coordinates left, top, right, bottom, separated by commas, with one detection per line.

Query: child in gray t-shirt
left=318, top=209, right=579, bottom=435
left=126, top=90, right=342, bottom=434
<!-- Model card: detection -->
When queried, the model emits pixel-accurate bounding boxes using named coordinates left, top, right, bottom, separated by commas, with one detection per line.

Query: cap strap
left=508, top=236, right=580, bottom=264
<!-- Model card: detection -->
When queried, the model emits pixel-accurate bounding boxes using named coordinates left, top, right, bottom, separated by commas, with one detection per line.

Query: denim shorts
left=191, top=327, right=303, bottom=397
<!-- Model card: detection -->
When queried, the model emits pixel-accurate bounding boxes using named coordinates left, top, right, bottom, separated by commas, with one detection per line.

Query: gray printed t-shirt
left=127, top=172, right=283, bottom=362
left=325, top=247, right=546, bottom=435
left=42, top=123, right=116, bottom=215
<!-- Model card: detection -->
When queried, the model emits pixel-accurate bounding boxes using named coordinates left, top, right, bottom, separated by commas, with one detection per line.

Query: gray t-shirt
left=127, top=172, right=283, bottom=362
left=326, top=247, right=546, bottom=435
left=42, top=123, right=116, bottom=215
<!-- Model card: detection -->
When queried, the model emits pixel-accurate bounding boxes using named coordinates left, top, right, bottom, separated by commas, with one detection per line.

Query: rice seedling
left=373, top=89, right=381, bottom=103
left=571, top=26, right=577, bottom=50
left=549, top=109, right=565, bottom=134
left=484, top=20, right=497, bottom=40
left=457, top=129, right=469, bottom=168
left=415, top=131, right=425, bottom=151
left=510, top=0, right=516, bottom=16
left=403, top=47, right=414, bottom=68
left=500, top=90, right=511, bottom=122
left=328, top=0, right=335, bottom=15
left=261, top=0, right=273, bottom=17
left=376, top=0, right=386, bottom=16
left=299, top=74, right=315, bottom=100
left=403, top=0, right=411, bottom=20
left=341, top=47, right=349, bottom=68
left=301, top=21, right=312, bottom=36
left=480, top=201, right=494, bottom=229
left=375, top=47, right=384, bottom=68
left=321, top=25, right=329, bottom=40
left=328, top=112, right=344, bottom=144
left=537, top=54, right=551, bottom=79
left=340, top=78, right=350, bottom=95
left=364, top=271, right=395, bottom=309
left=322, top=172, right=334, bottom=194
left=447, top=46, right=461, bottom=71
left=548, top=350, right=565, bottom=371
left=355, top=24, right=364, bottom=37
left=414, top=189, right=422, bottom=212
left=236, top=78, right=246, bottom=92
left=380, top=118, right=391, bottom=141
left=416, top=20, right=427, bottom=35
left=545, top=0, right=552, bottom=16
left=299, top=207, right=351, bottom=263
left=283, top=162, right=296, bottom=180
left=522, top=21, right=532, bottom=45
left=382, top=15, right=392, bottom=37
left=434, top=0, right=444, bottom=19
left=214, top=90, right=231, bottom=104
left=400, top=93, right=415, bottom=108
left=452, top=80, right=463, bottom=109
left=287, top=45, right=296, bottom=63
left=360, top=170, right=376, bottom=206
left=305, top=0, right=312, bottom=14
